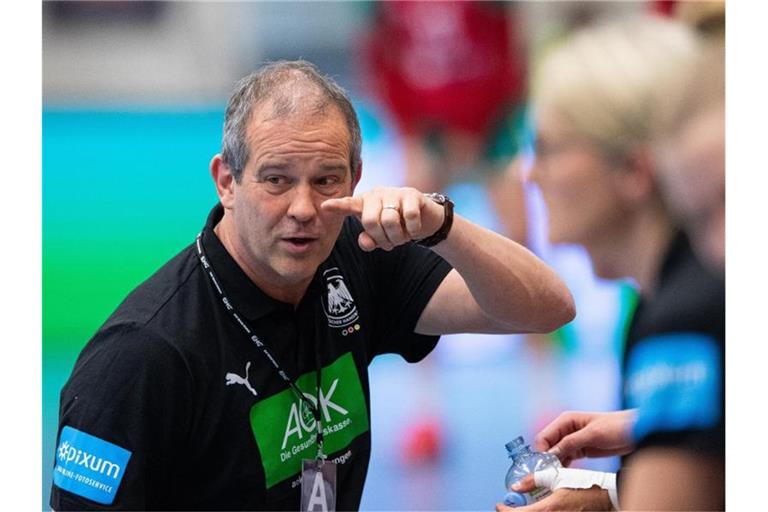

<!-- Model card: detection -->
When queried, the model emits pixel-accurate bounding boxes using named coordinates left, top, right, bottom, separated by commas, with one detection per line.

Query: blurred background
left=42, top=1, right=666, bottom=509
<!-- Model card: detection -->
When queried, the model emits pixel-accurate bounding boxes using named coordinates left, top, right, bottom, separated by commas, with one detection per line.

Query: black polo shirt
left=622, top=232, right=725, bottom=458
left=51, top=204, right=453, bottom=510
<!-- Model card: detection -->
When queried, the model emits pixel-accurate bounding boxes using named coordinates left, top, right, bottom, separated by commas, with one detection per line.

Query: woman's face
left=657, top=104, right=725, bottom=272
left=530, top=112, right=630, bottom=249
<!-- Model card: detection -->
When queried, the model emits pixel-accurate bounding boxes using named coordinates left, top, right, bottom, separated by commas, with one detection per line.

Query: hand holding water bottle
left=501, top=436, right=563, bottom=507
left=533, top=410, right=637, bottom=467
left=497, top=436, right=617, bottom=511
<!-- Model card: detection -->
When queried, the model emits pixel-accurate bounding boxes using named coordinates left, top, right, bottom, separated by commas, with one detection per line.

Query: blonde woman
left=498, top=16, right=724, bottom=511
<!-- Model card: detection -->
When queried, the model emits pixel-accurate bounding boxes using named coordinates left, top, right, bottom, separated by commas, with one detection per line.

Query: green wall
left=42, top=109, right=223, bottom=506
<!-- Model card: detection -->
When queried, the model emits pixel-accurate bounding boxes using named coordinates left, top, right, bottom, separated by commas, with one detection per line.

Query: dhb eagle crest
left=321, top=267, right=359, bottom=328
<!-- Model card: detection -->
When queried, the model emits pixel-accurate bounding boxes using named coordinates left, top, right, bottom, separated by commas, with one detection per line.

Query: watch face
left=427, top=192, right=447, bottom=205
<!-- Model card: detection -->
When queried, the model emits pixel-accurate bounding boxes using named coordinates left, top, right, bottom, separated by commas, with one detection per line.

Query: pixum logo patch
left=321, top=267, right=359, bottom=328
left=53, top=426, right=132, bottom=505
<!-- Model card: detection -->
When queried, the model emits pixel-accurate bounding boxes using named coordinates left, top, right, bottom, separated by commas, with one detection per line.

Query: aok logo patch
left=52, top=426, right=132, bottom=505
left=249, top=352, right=369, bottom=488
left=321, top=267, right=359, bottom=328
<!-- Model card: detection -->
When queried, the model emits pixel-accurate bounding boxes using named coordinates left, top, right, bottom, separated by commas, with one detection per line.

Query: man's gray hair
left=221, top=60, right=362, bottom=182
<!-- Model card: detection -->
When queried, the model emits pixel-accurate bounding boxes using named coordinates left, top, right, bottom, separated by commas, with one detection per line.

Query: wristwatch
left=415, top=192, right=454, bottom=247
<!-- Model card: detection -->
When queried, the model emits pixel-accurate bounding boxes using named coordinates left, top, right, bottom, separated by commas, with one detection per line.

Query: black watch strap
left=416, top=192, right=454, bottom=247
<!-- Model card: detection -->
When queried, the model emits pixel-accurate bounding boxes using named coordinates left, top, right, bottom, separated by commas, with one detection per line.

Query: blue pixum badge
left=52, top=426, right=132, bottom=505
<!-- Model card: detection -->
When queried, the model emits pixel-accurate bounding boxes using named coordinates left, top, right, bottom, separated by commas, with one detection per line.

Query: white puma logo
left=225, top=361, right=258, bottom=397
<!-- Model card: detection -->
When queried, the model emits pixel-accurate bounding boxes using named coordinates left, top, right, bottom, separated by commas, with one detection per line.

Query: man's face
left=227, top=104, right=358, bottom=293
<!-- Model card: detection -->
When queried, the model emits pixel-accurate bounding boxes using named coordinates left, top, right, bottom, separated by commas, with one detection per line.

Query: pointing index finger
left=321, top=196, right=364, bottom=217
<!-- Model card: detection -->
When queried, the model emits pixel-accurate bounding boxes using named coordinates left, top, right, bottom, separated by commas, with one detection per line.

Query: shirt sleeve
left=50, top=323, right=194, bottom=510
left=624, top=331, right=724, bottom=456
left=368, top=239, right=453, bottom=362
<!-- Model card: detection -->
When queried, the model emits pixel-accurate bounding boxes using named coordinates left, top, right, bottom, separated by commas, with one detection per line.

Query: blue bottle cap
left=503, top=491, right=527, bottom=507
left=505, top=436, right=525, bottom=454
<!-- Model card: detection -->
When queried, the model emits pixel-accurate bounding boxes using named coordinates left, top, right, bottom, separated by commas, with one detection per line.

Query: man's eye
left=317, top=176, right=340, bottom=186
left=261, top=175, right=293, bottom=193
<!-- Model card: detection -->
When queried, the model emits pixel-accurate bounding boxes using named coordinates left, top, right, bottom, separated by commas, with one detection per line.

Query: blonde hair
left=533, top=16, right=700, bottom=160
left=655, top=40, right=724, bottom=143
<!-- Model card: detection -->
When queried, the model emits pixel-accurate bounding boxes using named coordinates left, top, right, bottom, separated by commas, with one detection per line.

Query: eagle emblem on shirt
left=321, top=267, right=359, bottom=328
left=327, top=280, right=354, bottom=314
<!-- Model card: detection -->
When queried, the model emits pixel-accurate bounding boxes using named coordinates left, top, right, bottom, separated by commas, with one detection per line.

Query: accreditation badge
left=300, top=459, right=337, bottom=512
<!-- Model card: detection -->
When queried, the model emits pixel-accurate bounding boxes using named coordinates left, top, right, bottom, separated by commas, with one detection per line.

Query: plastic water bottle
left=503, top=436, right=562, bottom=507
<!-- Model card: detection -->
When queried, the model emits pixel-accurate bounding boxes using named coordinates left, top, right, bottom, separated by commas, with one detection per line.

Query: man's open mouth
left=286, top=237, right=313, bottom=246
left=281, top=236, right=318, bottom=252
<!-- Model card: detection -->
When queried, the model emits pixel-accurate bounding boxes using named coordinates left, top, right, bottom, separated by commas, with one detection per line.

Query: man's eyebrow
left=256, top=162, right=289, bottom=173
left=319, top=163, right=348, bottom=172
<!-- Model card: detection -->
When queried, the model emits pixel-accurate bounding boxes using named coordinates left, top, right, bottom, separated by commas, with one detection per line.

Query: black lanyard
left=195, top=232, right=326, bottom=461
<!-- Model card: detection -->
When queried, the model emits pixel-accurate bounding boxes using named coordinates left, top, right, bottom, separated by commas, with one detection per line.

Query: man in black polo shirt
left=50, top=60, right=575, bottom=510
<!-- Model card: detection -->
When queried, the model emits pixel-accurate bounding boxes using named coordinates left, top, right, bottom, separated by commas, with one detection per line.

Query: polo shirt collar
left=200, top=203, right=295, bottom=321
left=658, top=229, right=690, bottom=284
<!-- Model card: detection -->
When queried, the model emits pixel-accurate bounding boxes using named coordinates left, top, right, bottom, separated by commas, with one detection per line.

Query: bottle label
left=529, top=486, right=553, bottom=502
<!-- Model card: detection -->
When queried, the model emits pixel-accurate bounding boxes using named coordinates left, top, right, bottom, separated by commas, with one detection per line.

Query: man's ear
left=210, top=154, right=236, bottom=209
left=351, top=160, right=363, bottom=194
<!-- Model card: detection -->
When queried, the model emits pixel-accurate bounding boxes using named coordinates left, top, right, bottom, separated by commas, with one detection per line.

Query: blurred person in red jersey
left=362, top=0, right=530, bottom=244
left=496, top=15, right=724, bottom=512
left=360, top=1, right=532, bottom=465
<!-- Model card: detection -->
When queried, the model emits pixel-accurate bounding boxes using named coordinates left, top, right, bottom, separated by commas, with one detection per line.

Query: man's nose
left=286, top=184, right=318, bottom=223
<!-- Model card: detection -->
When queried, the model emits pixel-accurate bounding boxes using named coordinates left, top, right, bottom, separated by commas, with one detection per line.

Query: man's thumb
left=549, top=430, right=588, bottom=462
